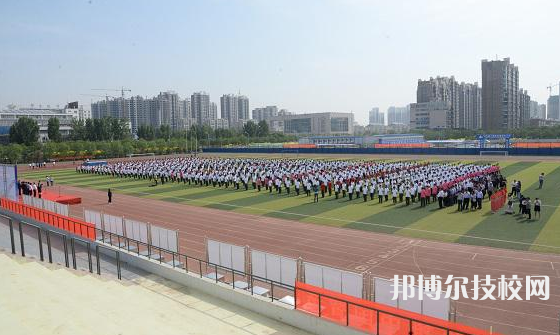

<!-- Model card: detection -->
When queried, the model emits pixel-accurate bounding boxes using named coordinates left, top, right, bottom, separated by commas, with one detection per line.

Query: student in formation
left=437, top=189, right=445, bottom=209
left=313, top=184, right=319, bottom=203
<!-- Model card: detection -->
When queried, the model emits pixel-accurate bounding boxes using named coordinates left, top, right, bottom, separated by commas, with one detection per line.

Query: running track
left=57, top=183, right=560, bottom=335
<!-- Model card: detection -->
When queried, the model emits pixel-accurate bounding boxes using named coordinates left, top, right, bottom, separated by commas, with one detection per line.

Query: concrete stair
left=0, top=251, right=311, bottom=335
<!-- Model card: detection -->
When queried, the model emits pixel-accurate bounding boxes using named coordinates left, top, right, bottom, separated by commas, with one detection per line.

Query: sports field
left=21, top=158, right=560, bottom=254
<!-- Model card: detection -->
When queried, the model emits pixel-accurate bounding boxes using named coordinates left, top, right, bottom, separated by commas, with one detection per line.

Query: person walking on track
left=108, top=188, right=112, bottom=204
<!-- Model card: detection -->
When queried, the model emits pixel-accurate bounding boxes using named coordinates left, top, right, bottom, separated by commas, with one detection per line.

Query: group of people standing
left=78, top=157, right=503, bottom=213
left=17, top=176, right=55, bottom=199
left=503, top=173, right=545, bottom=220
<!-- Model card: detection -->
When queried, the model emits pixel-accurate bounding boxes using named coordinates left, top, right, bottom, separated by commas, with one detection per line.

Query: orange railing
left=512, top=142, right=560, bottom=148
left=373, top=143, right=431, bottom=149
left=0, top=198, right=95, bottom=240
left=295, top=281, right=502, bottom=335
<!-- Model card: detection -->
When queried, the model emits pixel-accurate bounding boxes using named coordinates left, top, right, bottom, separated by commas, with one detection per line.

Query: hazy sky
left=1, top=0, right=559, bottom=124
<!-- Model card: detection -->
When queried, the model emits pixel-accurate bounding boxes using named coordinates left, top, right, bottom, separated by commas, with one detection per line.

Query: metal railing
left=1, top=213, right=121, bottom=279
left=97, top=227, right=295, bottom=303
left=0, top=209, right=294, bottom=304
left=296, top=285, right=485, bottom=335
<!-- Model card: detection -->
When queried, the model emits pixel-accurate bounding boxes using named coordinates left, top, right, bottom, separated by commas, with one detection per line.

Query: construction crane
left=547, top=82, right=559, bottom=97
left=91, top=87, right=131, bottom=99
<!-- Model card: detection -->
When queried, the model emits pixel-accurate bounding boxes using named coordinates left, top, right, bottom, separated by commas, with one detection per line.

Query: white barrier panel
left=303, top=263, right=324, bottom=287
left=422, top=292, right=450, bottom=320
left=208, top=240, right=220, bottom=266
left=43, top=199, right=57, bottom=213
left=151, top=225, right=178, bottom=253
left=374, top=278, right=398, bottom=308
left=0, top=164, right=18, bottom=202
left=124, top=218, right=149, bottom=243
left=373, top=277, right=450, bottom=320
left=206, top=239, right=245, bottom=273
left=341, top=271, right=363, bottom=298
left=303, top=262, right=363, bottom=298
left=103, top=213, right=124, bottom=236
left=32, top=197, right=43, bottom=209
left=399, top=286, right=422, bottom=314
left=251, top=250, right=266, bottom=279
left=55, top=202, right=69, bottom=217
left=250, top=250, right=297, bottom=286
left=22, top=195, right=33, bottom=206
left=84, top=210, right=102, bottom=228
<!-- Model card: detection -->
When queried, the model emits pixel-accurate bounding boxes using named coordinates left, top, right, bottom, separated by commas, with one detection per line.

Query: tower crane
left=91, top=87, right=131, bottom=99
left=547, top=82, right=559, bottom=97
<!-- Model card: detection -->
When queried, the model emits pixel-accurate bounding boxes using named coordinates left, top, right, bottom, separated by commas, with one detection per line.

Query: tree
left=5, top=143, right=23, bottom=163
left=257, top=120, right=269, bottom=137
left=137, top=124, right=155, bottom=140
left=47, top=117, right=61, bottom=142
left=157, top=124, right=171, bottom=140
left=110, top=117, right=130, bottom=140
left=242, top=121, right=258, bottom=137
left=85, top=118, right=96, bottom=141
left=70, top=118, right=86, bottom=141
left=9, top=117, right=39, bottom=145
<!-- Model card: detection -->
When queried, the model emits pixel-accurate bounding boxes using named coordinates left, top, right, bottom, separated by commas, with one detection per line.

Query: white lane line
left=59, top=181, right=560, bottom=264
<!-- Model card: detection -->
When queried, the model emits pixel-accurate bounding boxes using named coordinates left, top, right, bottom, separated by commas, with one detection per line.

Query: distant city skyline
left=1, top=0, right=559, bottom=125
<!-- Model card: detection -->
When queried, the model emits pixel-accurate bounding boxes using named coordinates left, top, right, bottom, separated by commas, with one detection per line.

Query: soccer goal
left=128, top=152, right=156, bottom=159
left=479, top=150, right=508, bottom=156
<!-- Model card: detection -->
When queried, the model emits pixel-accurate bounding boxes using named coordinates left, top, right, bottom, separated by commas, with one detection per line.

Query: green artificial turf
left=20, top=159, right=560, bottom=253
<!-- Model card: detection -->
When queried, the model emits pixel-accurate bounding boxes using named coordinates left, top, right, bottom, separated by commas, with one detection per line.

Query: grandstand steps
left=0, top=250, right=313, bottom=335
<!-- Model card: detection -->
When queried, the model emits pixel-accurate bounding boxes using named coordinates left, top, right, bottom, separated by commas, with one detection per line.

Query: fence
left=204, top=146, right=560, bottom=156
left=0, top=198, right=507, bottom=335
left=1, top=202, right=296, bottom=305
left=1, top=198, right=95, bottom=240
left=84, top=209, right=177, bottom=254
left=295, top=281, right=501, bottom=335
left=303, top=261, right=364, bottom=299
left=373, top=278, right=450, bottom=321
left=0, top=213, right=122, bottom=279
left=22, top=195, right=69, bottom=217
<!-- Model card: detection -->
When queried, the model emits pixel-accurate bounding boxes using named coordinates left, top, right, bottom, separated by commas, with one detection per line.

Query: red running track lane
left=51, top=184, right=560, bottom=335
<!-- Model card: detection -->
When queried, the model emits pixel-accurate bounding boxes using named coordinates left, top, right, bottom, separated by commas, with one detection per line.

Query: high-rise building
left=238, top=95, right=249, bottom=121
left=210, top=102, right=218, bottom=120
left=220, top=94, right=239, bottom=126
left=538, top=104, right=547, bottom=119
left=252, top=106, right=279, bottom=121
left=415, top=76, right=461, bottom=129
left=191, top=92, right=211, bottom=126
left=529, top=101, right=540, bottom=119
left=457, top=82, right=482, bottom=129
left=519, top=90, right=531, bottom=127
left=157, top=91, right=182, bottom=131
left=387, top=106, right=410, bottom=126
left=368, top=107, right=384, bottom=125
left=547, top=95, right=559, bottom=120
left=266, top=112, right=354, bottom=135
left=410, top=101, right=452, bottom=129
left=481, top=58, right=520, bottom=129
left=220, top=94, right=249, bottom=128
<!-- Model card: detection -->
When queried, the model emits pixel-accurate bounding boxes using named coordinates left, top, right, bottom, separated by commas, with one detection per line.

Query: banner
left=490, top=188, right=507, bottom=212
left=0, top=165, right=18, bottom=202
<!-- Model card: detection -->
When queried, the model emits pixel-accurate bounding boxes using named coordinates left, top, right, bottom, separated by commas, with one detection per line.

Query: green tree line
left=2, top=117, right=295, bottom=163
